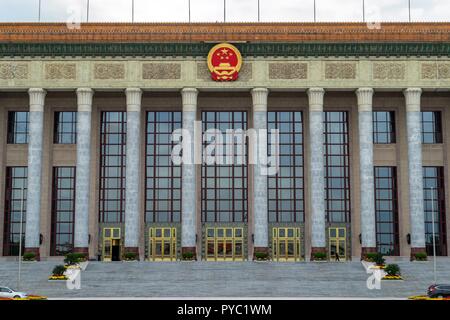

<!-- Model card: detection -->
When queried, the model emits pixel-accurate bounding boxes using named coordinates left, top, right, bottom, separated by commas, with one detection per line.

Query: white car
left=0, top=287, right=28, bottom=299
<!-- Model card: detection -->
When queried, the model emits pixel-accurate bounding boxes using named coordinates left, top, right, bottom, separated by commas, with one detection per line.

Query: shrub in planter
left=254, top=252, right=269, bottom=261
left=52, top=265, right=66, bottom=276
left=414, top=252, right=427, bottom=261
left=365, top=253, right=378, bottom=262
left=23, top=252, right=36, bottom=261
left=123, top=252, right=138, bottom=261
left=49, top=265, right=68, bottom=281
left=64, top=253, right=86, bottom=265
left=313, top=252, right=327, bottom=261
left=373, top=252, right=386, bottom=266
left=182, top=252, right=194, bottom=261
left=384, top=264, right=401, bottom=277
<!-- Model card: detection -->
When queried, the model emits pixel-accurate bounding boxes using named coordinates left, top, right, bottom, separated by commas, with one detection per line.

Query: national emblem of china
left=207, top=43, right=242, bottom=81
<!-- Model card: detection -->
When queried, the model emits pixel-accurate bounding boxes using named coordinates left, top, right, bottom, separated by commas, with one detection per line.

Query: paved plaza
left=0, top=259, right=449, bottom=299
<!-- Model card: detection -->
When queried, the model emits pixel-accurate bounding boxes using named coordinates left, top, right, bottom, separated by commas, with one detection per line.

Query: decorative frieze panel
left=45, top=63, right=76, bottom=80
left=197, top=62, right=252, bottom=81
left=421, top=63, right=450, bottom=79
left=325, top=63, right=356, bottom=79
left=373, top=63, right=405, bottom=80
left=94, top=63, right=125, bottom=79
left=0, top=63, right=28, bottom=79
left=269, top=63, right=307, bottom=79
left=142, top=63, right=181, bottom=80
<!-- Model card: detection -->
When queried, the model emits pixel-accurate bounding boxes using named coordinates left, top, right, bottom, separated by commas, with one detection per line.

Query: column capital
left=356, top=88, right=374, bottom=112
left=125, top=88, right=143, bottom=112
left=251, top=87, right=269, bottom=112
left=28, top=88, right=46, bottom=112
left=76, top=88, right=94, bottom=112
left=307, top=88, right=325, bottom=112
left=181, top=87, right=198, bottom=112
left=404, top=88, right=422, bottom=112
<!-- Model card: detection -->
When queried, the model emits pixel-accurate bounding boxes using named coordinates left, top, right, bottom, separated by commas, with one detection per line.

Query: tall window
left=268, top=111, right=304, bottom=222
left=7, top=111, right=29, bottom=144
left=51, top=167, right=76, bottom=256
left=373, top=111, right=396, bottom=144
left=324, top=111, right=351, bottom=223
left=421, top=111, right=443, bottom=144
left=145, top=111, right=182, bottom=223
left=54, top=112, right=77, bottom=144
left=374, top=167, right=399, bottom=256
left=423, top=167, right=447, bottom=256
left=3, top=167, right=27, bottom=256
left=99, top=112, right=126, bottom=223
left=201, top=111, right=248, bottom=222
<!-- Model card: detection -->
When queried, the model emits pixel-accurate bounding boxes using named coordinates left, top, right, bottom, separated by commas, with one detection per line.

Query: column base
left=182, top=247, right=197, bottom=260
left=24, top=247, right=40, bottom=261
left=123, top=247, right=140, bottom=261
left=310, top=247, right=327, bottom=261
left=410, top=247, right=427, bottom=261
left=361, top=247, right=377, bottom=260
left=253, top=247, right=269, bottom=261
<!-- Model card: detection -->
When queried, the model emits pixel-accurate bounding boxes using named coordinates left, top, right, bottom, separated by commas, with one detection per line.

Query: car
left=427, top=284, right=450, bottom=298
left=0, top=287, right=28, bottom=299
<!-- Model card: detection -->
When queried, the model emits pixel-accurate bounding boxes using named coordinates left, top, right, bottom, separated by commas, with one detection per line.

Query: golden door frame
left=102, top=228, right=121, bottom=262
left=328, top=227, right=347, bottom=262
left=205, top=227, right=244, bottom=261
left=148, top=227, right=177, bottom=261
left=272, top=227, right=301, bottom=262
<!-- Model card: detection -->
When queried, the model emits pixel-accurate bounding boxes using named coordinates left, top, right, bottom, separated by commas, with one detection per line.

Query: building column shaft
left=308, top=88, right=326, bottom=251
left=181, top=88, right=198, bottom=254
left=357, top=88, right=377, bottom=254
left=124, top=88, right=142, bottom=252
left=24, top=88, right=46, bottom=258
left=74, top=89, right=93, bottom=253
left=404, top=88, right=426, bottom=252
left=252, top=88, right=269, bottom=251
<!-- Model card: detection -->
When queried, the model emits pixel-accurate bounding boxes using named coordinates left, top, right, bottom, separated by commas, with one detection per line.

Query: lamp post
left=430, top=187, right=437, bottom=284
left=17, top=186, right=25, bottom=291
left=38, top=0, right=42, bottom=22
left=87, top=0, right=90, bottom=22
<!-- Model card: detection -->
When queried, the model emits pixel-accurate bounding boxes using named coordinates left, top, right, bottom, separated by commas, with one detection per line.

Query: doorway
left=103, top=228, right=121, bottom=262
left=205, top=227, right=244, bottom=261
left=272, top=227, right=301, bottom=261
left=328, top=227, right=346, bottom=261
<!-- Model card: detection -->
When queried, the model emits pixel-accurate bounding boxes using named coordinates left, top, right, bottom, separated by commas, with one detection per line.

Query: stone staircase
left=0, top=260, right=448, bottom=298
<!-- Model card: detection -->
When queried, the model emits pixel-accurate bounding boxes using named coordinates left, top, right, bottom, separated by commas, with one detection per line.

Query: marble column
left=307, top=88, right=327, bottom=260
left=73, top=88, right=94, bottom=257
left=181, top=88, right=198, bottom=257
left=24, top=88, right=46, bottom=260
left=356, top=88, right=377, bottom=259
left=124, top=88, right=143, bottom=259
left=251, top=88, right=269, bottom=257
left=404, top=88, right=426, bottom=259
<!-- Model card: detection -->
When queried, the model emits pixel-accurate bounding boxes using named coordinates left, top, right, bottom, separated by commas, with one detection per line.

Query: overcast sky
left=0, top=0, right=449, bottom=22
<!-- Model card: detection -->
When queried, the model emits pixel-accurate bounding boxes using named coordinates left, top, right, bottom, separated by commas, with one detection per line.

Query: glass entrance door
left=272, top=227, right=301, bottom=261
left=148, top=227, right=177, bottom=261
left=103, top=228, right=121, bottom=262
left=329, top=227, right=346, bottom=261
left=205, top=227, right=244, bottom=261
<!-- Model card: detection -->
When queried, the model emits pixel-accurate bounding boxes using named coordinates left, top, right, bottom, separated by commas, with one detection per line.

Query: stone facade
left=269, top=63, right=308, bottom=80
left=0, top=63, right=28, bottom=80
left=94, top=63, right=125, bottom=80
left=373, top=63, right=405, bottom=80
left=325, top=63, right=356, bottom=80
left=142, top=63, right=181, bottom=80
left=44, top=63, right=76, bottom=80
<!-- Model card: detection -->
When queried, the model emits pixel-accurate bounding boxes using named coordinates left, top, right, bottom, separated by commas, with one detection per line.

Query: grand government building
left=0, top=23, right=450, bottom=262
